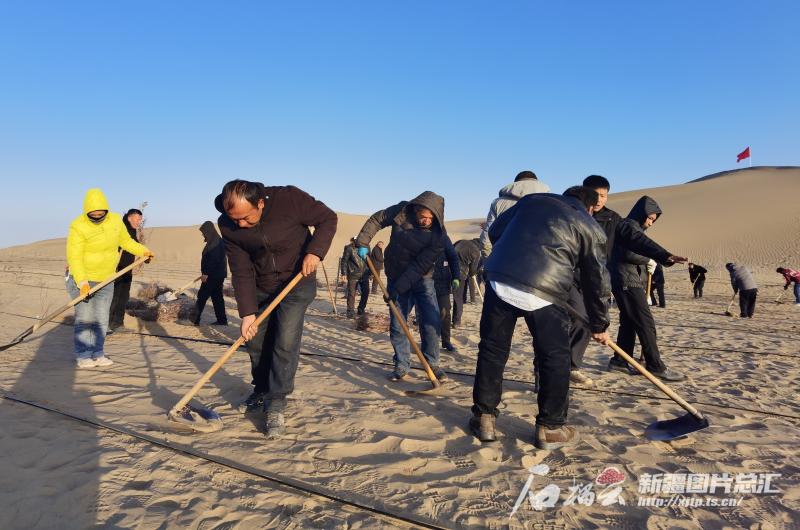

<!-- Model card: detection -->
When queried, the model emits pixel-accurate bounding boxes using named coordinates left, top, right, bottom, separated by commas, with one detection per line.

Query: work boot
left=265, top=410, right=286, bottom=439
left=534, top=424, right=578, bottom=450
left=469, top=413, right=497, bottom=442
left=238, top=391, right=265, bottom=414
left=442, top=342, right=458, bottom=353
left=651, top=368, right=686, bottom=382
left=93, top=355, right=114, bottom=367
left=608, top=358, right=634, bottom=374
left=569, top=369, right=594, bottom=387
left=388, top=370, right=410, bottom=382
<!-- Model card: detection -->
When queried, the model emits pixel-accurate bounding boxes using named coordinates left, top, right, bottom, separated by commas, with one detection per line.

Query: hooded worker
left=66, top=188, right=153, bottom=368
left=194, top=221, right=228, bottom=326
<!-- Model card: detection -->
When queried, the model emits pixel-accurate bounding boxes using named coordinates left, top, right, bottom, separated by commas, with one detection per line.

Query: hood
left=83, top=188, right=110, bottom=215
left=626, top=195, right=662, bottom=226
left=406, top=191, right=445, bottom=231
left=199, top=221, right=221, bottom=244
left=498, top=179, right=550, bottom=200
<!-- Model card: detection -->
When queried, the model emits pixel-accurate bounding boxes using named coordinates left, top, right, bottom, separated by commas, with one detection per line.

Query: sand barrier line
left=0, top=393, right=449, bottom=530
left=115, top=329, right=800, bottom=421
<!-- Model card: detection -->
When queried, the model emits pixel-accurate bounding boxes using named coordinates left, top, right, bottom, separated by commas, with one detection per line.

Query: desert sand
left=0, top=167, right=798, bottom=528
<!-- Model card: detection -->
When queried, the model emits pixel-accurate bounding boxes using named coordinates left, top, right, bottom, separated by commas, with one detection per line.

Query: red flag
left=737, top=147, right=750, bottom=163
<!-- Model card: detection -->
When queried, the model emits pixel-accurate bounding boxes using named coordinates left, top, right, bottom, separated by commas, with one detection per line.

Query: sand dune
left=0, top=167, right=798, bottom=528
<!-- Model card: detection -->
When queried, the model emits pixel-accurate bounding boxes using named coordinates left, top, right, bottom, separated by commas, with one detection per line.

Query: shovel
left=723, top=292, right=738, bottom=317
left=320, top=264, right=338, bottom=316
left=775, top=291, right=786, bottom=304
left=0, top=256, right=150, bottom=352
left=471, top=275, right=484, bottom=303
left=156, top=276, right=202, bottom=303
left=365, top=256, right=442, bottom=395
left=166, top=272, right=304, bottom=433
left=606, top=340, right=710, bottom=441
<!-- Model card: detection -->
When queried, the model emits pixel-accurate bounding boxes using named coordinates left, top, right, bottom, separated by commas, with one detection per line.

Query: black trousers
left=693, top=279, right=705, bottom=298
left=436, top=291, right=452, bottom=345
left=739, top=288, right=758, bottom=317
left=195, top=277, right=227, bottom=324
left=472, top=284, right=572, bottom=427
left=650, top=284, right=665, bottom=307
left=346, top=274, right=370, bottom=313
left=567, top=285, right=591, bottom=371
left=109, top=276, right=132, bottom=329
left=612, top=286, right=667, bottom=372
left=452, top=280, right=467, bottom=326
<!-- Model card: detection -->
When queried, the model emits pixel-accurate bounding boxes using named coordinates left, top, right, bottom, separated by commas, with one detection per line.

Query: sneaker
left=650, top=368, right=686, bottom=382
left=389, top=370, right=410, bottom=382
left=237, top=391, right=266, bottom=414
left=265, top=411, right=286, bottom=438
left=442, top=342, right=458, bottom=353
left=469, top=413, right=497, bottom=442
left=433, top=368, right=448, bottom=382
left=346, top=310, right=355, bottom=319
left=76, top=357, right=97, bottom=368
left=569, top=369, right=594, bottom=387
left=534, top=424, right=578, bottom=450
left=93, top=355, right=114, bottom=367
left=607, top=358, right=634, bottom=374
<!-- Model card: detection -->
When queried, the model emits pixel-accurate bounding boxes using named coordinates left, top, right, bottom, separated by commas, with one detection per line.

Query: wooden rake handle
left=365, top=256, right=440, bottom=388
left=606, top=340, right=704, bottom=421
left=173, top=276, right=202, bottom=297
left=168, top=272, right=304, bottom=416
left=320, top=265, right=338, bottom=316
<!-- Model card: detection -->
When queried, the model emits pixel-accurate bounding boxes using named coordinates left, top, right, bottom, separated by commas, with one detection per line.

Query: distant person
left=452, top=238, right=481, bottom=328
left=478, top=170, right=550, bottom=258
left=193, top=221, right=228, bottom=326
left=433, top=236, right=461, bottom=353
left=689, top=263, right=707, bottom=298
left=726, top=263, right=758, bottom=318
left=67, top=190, right=153, bottom=368
left=108, top=208, right=143, bottom=332
left=340, top=237, right=370, bottom=318
left=216, top=180, right=337, bottom=438
left=776, top=267, right=800, bottom=305
left=471, top=187, right=610, bottom=449
left=649, top=262, right=666, bottom=308
left=370, top=241, right=385, bottom=294
left=355, top=191, right=448, bottom=382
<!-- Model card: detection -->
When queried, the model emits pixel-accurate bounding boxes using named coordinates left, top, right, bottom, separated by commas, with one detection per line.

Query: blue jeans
left=66, top=276, right=114, bottom=361
left=388, top=278, right=441, bottom=374
left=246, top=278, right=316, bottom=411
left=794, top=282, right=800, bottom=304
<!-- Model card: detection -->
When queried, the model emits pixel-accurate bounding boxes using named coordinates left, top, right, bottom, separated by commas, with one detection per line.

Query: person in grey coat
left=726, top=263, right=758, bottom=318
left=478, top=171, right=550, bottom=258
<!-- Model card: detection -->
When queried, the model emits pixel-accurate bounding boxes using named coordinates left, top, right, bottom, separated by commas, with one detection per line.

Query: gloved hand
left=143, top=250, right=155, bottom=263
left=79, top=282, right=91, bottom=298
left=383, top=287, right=399, bottom=305
left=646, top=259, right=657, bottom=275
left=452, top=278, right=460, bottom=290
left=357, top=246, right=369, bottom=260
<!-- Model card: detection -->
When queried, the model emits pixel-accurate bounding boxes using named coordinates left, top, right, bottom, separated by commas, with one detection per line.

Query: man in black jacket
left=370, top=241, right=385, bottom=294
left=582, top=175, right=687, bottom=381
left=356, top=191, right=448, bottom=382
left=194, top=221, right=228, bottom=326
left=433, top=236, right=461, bottom=353
left=649, top=262, right=666, bottom=308
left=471, top=186, right=611, bottom=450
left=689, top=263, right=707, bottom=298
left=216, top=179, right=337, bottom=438
left=109, top=208, right=143, bottom=332
left=452, top=238, right=481, bottom=328
left=340, top=238, right=370, bottom=318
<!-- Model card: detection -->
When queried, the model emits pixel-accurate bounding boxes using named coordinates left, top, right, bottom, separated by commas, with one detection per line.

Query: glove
left=383, top=287, right=399, bottom=305
left=143, top=250, right=155, bottom=263
left=357, top=246, right=369, bottom=260
left=79, top=282, right=91, bottom=298
left=646, top=259, right=657, bottom=275
left=452, top=279, right=460, bottom=290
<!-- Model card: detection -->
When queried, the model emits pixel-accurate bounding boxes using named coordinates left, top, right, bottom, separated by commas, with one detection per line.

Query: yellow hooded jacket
left=67, top=189, right=149, bottom=284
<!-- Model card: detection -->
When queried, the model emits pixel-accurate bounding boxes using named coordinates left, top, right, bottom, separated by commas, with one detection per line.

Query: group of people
left=64, top=173, right=796, bottom=448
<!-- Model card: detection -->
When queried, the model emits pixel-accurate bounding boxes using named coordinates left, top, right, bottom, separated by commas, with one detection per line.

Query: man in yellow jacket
left=66, top=188, right=153, bottom=368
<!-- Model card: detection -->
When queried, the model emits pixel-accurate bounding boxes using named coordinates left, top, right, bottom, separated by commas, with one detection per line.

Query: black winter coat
left=116, top=215, right=139, bottom=280
left=689, top=265, right=707, bottom=283
left=454, top=238, right=481, bottom=281
left=356, top=191, right=447, bottom=295
left=608, top=196, right=674, bottom=290
left=651, top=263, right=665, bottom=286
left=340, top=243, right=368, bottom=279
left=199, top=221, right=228, bottom=280
left=486, top=194, right=610, bottom=333
left=370, top=246, right=384, bottom=270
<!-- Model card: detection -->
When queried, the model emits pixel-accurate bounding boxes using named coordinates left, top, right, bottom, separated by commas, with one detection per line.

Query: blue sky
left=1, top=1, right=797, bottom=247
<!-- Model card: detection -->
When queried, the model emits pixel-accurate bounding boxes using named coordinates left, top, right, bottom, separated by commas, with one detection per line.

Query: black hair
left=583, top=174, right=611, bottom=190
left=777, top=267, right=785, bottom=273
left=126, top=208, right=143, bottom=217
left=222, top=180, right=263, bottom=210
left=563, top=186, right=599, bottom=210
left=514, top=171, right=538, bottom=182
